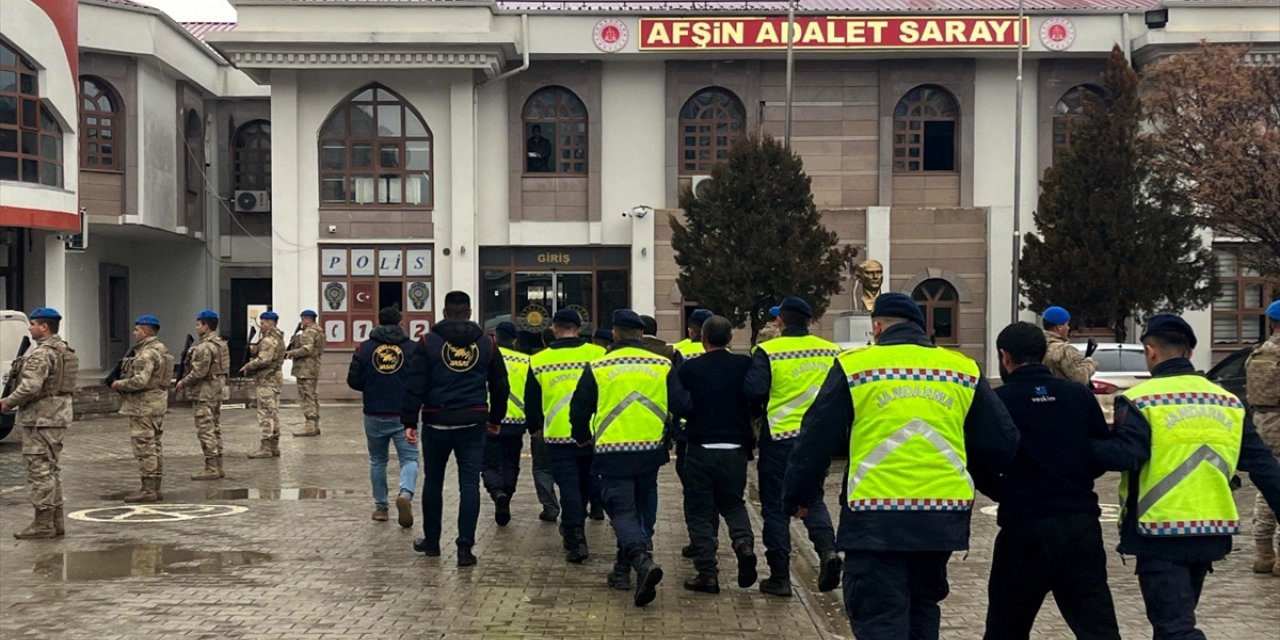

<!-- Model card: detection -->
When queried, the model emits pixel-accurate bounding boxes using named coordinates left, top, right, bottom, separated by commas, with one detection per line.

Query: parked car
left=1073, top=342, right=1150, bottom=423
left=1206, top=345, right=1254, bottom=405
left=1, top=310, right=30, bottom=441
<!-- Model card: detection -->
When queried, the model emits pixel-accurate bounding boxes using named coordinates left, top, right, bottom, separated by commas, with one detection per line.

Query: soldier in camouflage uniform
left=111, top=315, right=174, bottom=504
left=287, top=309, right=325, bottom=437
left=176, top=309, right=230, bottom=480
left=757, top=305, right=783, bottom=345
left=1041, top=306, right=1097, bottom=385
left=243, top=310, right=285, bottom=459
left=2, top=308, right=77, bottom=539
left=1249, top=300, right=1280, bottom=575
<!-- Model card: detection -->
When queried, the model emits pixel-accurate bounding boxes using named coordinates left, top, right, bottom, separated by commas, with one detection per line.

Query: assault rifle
left=103, top=346, right=136, bottom=387
left=286, top=322, right=303, bottom=352
left=174, top=334, right=195, bottom=383
left=242, top=325, right=258, bottom=376
left=2, top=336, right=31, bottom=399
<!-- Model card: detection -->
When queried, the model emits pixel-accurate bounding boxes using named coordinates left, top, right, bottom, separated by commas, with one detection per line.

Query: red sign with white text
left=638, top=16, right=1029, bottom=50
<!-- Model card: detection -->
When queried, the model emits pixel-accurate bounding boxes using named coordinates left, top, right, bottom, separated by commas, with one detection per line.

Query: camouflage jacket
left=641, top=336, right=679, bottom=364
left=118, top=336, right=172, bottom=417
left=179, top=332, right=229, bottom=403
left=287, top=323, right=326, bottom=379
left=757, top=324, right=782, bottom=344
left=245, top=327, right=285, bottom=388
left=1, top=335, right=74, bottom=427
left=1247, top=333, right=1280, bottom=410
left=1043, top=330, right=1097, bottom=386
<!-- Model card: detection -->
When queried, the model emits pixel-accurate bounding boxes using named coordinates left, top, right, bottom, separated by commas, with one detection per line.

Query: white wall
left=475, top=78, right=510, bottom=247
left=974, top=58, right=1039, bottom=372
left=600, top=61, right=666, bottom=315
left=135, top=60, right=179, bottom=231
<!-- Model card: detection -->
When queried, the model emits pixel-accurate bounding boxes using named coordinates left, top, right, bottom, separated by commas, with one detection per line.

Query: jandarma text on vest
left=1164, top=406, right=1235, bottom=430
left=874, top=385, right=955, bottom=409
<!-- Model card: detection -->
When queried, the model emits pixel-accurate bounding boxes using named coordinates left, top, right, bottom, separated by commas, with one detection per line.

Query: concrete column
left=448, top=75, right=478, bottom=302
left=1185, top=227, right=1215, bottom=371
left=865, top=206, right=892, bottom=287
left=269, top=70, right=310, bottom=316
left=43, top=234, right=68, bottom=337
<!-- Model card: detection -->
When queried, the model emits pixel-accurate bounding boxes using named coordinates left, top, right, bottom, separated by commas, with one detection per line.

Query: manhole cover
left=69, top=504, right=248, bottom=523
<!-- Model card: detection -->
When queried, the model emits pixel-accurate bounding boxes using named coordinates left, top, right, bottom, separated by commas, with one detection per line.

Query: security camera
left=630, top=206, right=652, bottom=219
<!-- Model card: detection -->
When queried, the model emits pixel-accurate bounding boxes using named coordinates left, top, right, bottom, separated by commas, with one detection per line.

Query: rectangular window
left=1212, top=246, right=1275, bottom=347
left=317, top=244, right=434, bottom=349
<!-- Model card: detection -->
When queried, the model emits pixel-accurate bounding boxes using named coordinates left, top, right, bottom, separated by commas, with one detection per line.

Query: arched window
left=0, top=40, right=63, bottom=186
left=1052, top=84, right=1101, bottom=160
left=80, top=76, right=121, bottom=169
left=184, top=109, right=203, bottom=195
left=233, top=120, right=271, bottom=192
left=319, top=84, right=431, bottom=206
left=911, top=278, right=960, bottom=344
left=893, top=85, right=959, bottom=173
left=679, top=87, right=745, bottom=174
left=522, top=86, right=587, bottom=175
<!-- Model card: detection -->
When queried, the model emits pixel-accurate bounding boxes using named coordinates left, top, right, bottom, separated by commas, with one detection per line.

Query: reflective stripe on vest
left=757, top=335, right=840, bottom=440
left=1119, top=375, right=1244, bottom=537
left=530, top=343, right=606, bottom=443
left=499, top=347, right=530, bottom=424
left=590, top=347, right=670, bottom=454
left=841, top=344, right=978, bottom=512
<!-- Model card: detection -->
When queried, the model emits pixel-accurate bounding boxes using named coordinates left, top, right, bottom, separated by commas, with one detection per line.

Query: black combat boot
left=733, top=539, right=758, bottom=589
left=817, top=548, right=843, bottom=592
left=631, top=552, right=664, bottom=607
left=607, top=550, right=632, bottom=590
left=565, top=526, right=589, bottom=564
left=759, top=550, right=793, bottom=597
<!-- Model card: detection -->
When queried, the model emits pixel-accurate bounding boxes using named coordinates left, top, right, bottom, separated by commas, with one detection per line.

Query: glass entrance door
left=512, top=271, right=593, bottom=351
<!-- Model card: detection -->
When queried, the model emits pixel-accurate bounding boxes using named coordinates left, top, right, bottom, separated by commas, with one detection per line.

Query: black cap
left=1140, top=313, right=1198, bottom=350
left=687, top=309, right=714, bottom=326
left=378, top=307, right=402, bottom=325
left=778, top=296, right=813, bottom=318
left=553, top=308, right=582, bottom=327
left=641, top=315, right=659, bottom=336
left=872, top=292, right=926, bottom=330
left=594, top=328, right=613, bottom=342
left=612, top=309, right=645, bottom=330
left=495, top=321, right=518, bottom=339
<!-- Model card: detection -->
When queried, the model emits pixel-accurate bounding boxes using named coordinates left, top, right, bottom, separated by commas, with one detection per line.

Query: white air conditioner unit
left=234, top=190, right=271, bottom=213
left=690, top=175, right=714, bottom=200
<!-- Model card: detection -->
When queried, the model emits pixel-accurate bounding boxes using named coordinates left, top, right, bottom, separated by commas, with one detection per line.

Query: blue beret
left=1140, top=313, right=1197, bottom=350
left=134, top=315, right=160, bottom=328
left=1268, top=300, right=1280, bottom=322
left=612, top=309, right=645, bottom=330
left=871, top=292, right=926, bottom=329
left=300, top=309, right=318, bottom=318
left=688, top=309, right=714, bottom=325
left=553, top=308, right=582, bottom=327
left=29, top=307, right=62, bottom=320
left=779, top=296, right=813, bottom=318
left=1043, top=306, right=1071, bottom=326
left=259, top=311, right=279, bottom=321
left=495, top=321, right=518, bottom=337
left=769, top=306, right=780, bottom=318
left=196, top=309, right=218, bottom=321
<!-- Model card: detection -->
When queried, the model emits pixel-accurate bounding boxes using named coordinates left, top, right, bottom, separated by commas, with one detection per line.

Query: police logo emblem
left=443, top=342, right=480, bottom=372
left=372, top=343, right=405, bottom=374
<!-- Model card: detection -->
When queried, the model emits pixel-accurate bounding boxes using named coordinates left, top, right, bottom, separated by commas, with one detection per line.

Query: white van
left=1, top=310, right=30, bottom=440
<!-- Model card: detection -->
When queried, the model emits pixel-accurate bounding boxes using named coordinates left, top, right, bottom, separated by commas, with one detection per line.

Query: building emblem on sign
left=324, top=282, right=346, bottom=311
left=1039, top=17, right=1075, bottom=52
left=408, top=281, right=431, bottom=310
left=594, top=18, right=629, bottom=53
left=519, top=304, right=550, bottom=332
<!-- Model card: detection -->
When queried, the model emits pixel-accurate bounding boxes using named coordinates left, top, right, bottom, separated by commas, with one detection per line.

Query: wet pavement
left=1, top=405, right=1277, bottom=639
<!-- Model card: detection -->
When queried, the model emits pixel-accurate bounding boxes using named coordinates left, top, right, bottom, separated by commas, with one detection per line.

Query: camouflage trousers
left=129, top=415, right=164, bottom=479
left=22, top=425, right=65, bottom=510
left=257, top=385, right=281, bottom=439
left=193, top=400, right=223, bottom=458
left=1254, top=410, right=1280, bottom=550
left=297, top=377, right=320, bottom=425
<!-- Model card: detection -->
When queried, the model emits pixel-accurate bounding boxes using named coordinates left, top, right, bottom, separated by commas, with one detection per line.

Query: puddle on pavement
left=34, top=544, right=271, bottom=581
left=207, top=487, right=363, bottom=500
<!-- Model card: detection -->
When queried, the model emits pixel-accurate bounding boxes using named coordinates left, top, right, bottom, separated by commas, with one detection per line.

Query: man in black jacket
left=783, top=293, right=1018, bottom=639
left=673, top=315, right=759, bottom=595
left=982, top=322, right=1120, bottom=640
left=402, top=291, right=509, bottom=567
left=349, top=307, right=420, bottom=528
left=1092, top=314, right=1280, bottom=640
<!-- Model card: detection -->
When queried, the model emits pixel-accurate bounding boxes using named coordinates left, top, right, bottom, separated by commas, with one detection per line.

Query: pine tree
left=1020, top=45, right=1216, bottom=342
left=671, top=134, right=857, bottom=342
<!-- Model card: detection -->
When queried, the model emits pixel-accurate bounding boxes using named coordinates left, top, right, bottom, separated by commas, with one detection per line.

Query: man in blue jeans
left=402, top=291, right=509, bottom=567
left=348, top=307, right=419, bottom=527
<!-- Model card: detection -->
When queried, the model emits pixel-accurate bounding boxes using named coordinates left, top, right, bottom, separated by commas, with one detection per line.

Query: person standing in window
left=526, top=124, right=553, bottom=172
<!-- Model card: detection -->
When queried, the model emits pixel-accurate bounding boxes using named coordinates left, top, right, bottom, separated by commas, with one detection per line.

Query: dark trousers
left=530, top=436, right=559, bottom=516
left=548, top=446, right=591, bottom=528
left=599, top=469, right=660, bottom=560
left=1136, top=556, right=1213, bottom=640
left=684, top=444, right=754, bottom=577
left=420, top=424, right=486, bottom=548
left=758, top=436, right=835, bottom=554
left=983, top=514, right=1120, bottom=640
left=843, top=550, right=952, bottom=640
left=481, top=432, right=523, bottom=498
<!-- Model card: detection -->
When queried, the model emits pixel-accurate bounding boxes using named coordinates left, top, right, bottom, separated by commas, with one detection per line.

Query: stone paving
left=0, top=405, right=1277, bottom=639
